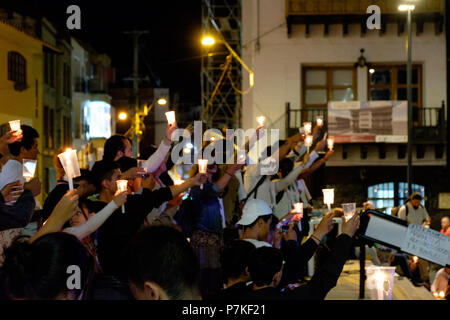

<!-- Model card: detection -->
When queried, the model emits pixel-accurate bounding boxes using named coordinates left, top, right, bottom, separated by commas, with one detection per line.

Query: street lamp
left=118, top=112, right=128, bottom=121
left=398, top=2, right=415, bottom=195
left=157, top=98, right=168, bottom=106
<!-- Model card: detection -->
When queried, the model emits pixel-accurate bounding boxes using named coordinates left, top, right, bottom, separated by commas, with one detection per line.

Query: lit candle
left=293, top=202, right=303, bottom=220
left=327, top=138, right=334, bottom=151
left=433, top=292, right=439, bottom=298
left=316, top=116, right=324, bottom=127
left=303, top=122, right=312, bottom=135
left=305, top=135, right=313, bottom=154
left=174, top=179, right=185, bottom=186
left=413, top=256, right=419, bottom=264
left=116, top=180, right=128, bottom=213
left=257, top=116, right=266, bottom=127
left=198, top=159, right=208, bottom=190
left=22, top=159, right=37, bottom=182
left=322, top=189, right=334, bottom=213
left=57, top=148, right=81, bottom=190
left=374, top=271, right=385, bottom=301
left=165, top=111, right=176, bottom=126
left=439, top=291, right=445, bottom=299
left=9, top=120, right=21, bottom=133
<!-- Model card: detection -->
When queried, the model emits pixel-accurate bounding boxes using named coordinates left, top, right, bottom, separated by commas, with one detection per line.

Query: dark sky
left=7, top=0, right=203, bottom=104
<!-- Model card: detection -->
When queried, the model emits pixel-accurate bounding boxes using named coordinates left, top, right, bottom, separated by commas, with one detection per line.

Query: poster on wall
left=327, top=101, right=407, bottom=143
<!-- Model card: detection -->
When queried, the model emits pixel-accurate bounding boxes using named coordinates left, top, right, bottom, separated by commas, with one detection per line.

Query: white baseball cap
left=237, top=199, right=273, bottom=226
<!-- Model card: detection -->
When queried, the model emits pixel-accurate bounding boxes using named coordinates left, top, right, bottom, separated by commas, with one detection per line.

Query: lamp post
left=399, top=3, right=415, bottom=195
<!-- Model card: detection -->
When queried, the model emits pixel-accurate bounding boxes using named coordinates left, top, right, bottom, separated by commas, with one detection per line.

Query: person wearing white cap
left=238, top=199, right=274, bottom=249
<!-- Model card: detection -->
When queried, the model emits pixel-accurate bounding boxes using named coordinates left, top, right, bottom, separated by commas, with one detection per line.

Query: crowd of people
left=0, top=120, right=447, bottom=301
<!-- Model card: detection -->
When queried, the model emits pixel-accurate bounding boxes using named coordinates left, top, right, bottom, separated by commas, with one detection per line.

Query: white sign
left=401, top=224, right=450, bottom=266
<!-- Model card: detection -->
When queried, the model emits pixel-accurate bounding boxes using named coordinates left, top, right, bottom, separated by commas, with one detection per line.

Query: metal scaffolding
left=201, top=0, right=242, bottom=129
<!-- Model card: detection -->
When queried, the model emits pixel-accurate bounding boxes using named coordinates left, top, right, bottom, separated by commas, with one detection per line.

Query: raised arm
left=64, top=192, right=126, bottom=240
left=145, top=124, right=177, bottom=173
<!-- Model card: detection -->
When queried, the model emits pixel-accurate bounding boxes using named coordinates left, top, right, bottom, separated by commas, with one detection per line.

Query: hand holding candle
left=57, top=148, right=81, bottom=191
left=293, top=202, right=303, bottom=221
left=9, top=120, right=22, bottom=136
left=198, top=159, right=208, bottom=190
left=116, top=180, right=128, bottom=213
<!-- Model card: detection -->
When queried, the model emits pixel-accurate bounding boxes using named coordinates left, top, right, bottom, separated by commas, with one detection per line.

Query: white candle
left=198, top=159, right=208, bottom=190
left=57, top=148, right=81, bottom=190
left=327, top=138, right=334, bottom=151
left=294, top=202, right=303, bottom=214
left=303, top=122, right=312, bottom=135
left=439, top=291, right=445, bottom=299
left=9, top=120, right=21, bottom=133
left=323, top=189, right=334, bottom=213
left=116, top=180, right=128, bottom=213
left=257, top=116, right=266, bottom=127
left=22, top=159, right=37, bottom=182
left=374, top=271, right=385, bottom=300
left=165, top=111, right=176, bottom=126
left=316, top=116, right=324, bottom=127
left=413, top=256, right=419, bottom=263
left=305, top=135, right=313, bottom=154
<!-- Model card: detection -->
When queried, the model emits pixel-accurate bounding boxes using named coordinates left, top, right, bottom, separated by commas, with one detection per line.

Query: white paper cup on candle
left=303, top=122, right=312, bottom=135
left=366, top=266, right=396, bottom=300
left=293, top=202, right=303, bottom=220
left=9, top=120, right=21, bottom=132
left=198, top=159, right=208, bottom=190
left=316, top=116, right=324, bottom=127
left=257, top=116, right=266, bottom=127
left=116, top=180, right=128, bottom=213
left=137, top=160, right=148, bottom=177
left=327, top=138, right=334, bottom=151
left=342, top=203, right=356, bottom=221
left=305, top=135, right=313, bottom=154
left=165, top=111, right=176, bottom=126
left=322, top=189, right=334, bottom=213
left=58, top=148, right=81, bottom=191
left=22, top=159, right=37, bottom=182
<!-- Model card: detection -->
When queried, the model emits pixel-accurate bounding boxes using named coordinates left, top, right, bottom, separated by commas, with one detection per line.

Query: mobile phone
left=281, top=225, right=289, bottom=233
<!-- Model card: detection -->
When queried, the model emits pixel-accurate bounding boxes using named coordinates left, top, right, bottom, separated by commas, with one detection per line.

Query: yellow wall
left=0, top=22, right=44, bottom=203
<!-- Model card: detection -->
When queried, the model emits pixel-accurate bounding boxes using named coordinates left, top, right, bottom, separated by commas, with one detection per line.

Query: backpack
left=174, top=192, right=198, bottom=238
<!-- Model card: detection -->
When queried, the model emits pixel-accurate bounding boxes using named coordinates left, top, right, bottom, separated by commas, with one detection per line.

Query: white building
left=241, top=0, right=448, bottom=219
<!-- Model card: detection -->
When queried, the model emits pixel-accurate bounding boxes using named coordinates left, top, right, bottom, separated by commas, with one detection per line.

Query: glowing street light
left=398, top=4, right=415, bottom=11
left=201, top=36, right=216, bottom=46
left=118, top=112, right=128, bottom=121
left=157, top=98, right=168, bottom=106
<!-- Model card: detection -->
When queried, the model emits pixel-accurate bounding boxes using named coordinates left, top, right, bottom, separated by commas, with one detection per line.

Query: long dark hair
left=0, top=233, right=91, bottom=300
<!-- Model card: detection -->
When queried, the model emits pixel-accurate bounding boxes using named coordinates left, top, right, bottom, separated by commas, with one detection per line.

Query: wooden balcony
left=285, top=0, right=444, bottom=37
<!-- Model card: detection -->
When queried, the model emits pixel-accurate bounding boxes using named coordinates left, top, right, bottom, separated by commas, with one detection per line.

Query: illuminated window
left=84, top=101, right=112, bottom=139
left=368, top=182, right=425, bottom=214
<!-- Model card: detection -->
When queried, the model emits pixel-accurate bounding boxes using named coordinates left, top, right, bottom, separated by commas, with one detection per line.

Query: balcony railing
left=286, top=103, right=447, bottom=143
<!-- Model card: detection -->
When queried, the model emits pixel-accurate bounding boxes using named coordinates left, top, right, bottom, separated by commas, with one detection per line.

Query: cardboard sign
left=401, top=224, right=450, bottom=266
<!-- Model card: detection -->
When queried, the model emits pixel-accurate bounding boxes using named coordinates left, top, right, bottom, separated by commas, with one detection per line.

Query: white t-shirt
left=243, top=238, right=272, bottom=249
left=398, top=202, right=430, bottom=226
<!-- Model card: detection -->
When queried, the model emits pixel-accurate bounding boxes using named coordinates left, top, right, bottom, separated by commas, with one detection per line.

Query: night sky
left=7, top=0, right=203, bottom=105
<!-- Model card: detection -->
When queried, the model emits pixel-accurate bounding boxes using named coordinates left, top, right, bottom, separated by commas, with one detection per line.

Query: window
left=368, top=182, right=425, bottom=214
left=63, top=63, right=71, bottom=97
left=43, top=106, right=55, bottom=149
left=368, top=64, right=422, bottom=122
left=44, top=51, right=55, bottom=87
left=302, top=66, right=357, bottom=109
left=8, top=51, right=27, bottom=90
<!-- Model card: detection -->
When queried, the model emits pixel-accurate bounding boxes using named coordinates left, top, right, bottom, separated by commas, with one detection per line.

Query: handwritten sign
left=401, top=224, right=450, bottom=266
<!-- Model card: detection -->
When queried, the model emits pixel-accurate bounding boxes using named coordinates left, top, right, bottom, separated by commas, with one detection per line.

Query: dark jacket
left=0, top=190, right=35, bottom=231
left=89, top=187, right=173, bottom=280
left=41, top=181, right=70, bottom=222
left=208, top=282, right=252, bottom=301
left=240, top=234, right=353, bottom=301
left=279, top=237, right=318, bottom=287
left=191, top=182, right=224, bottom=234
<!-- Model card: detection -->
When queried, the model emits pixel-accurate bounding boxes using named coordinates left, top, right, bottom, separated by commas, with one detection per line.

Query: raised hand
left=1, top=181, right=22, bottom=203
left=113, top=190, right=128, bottom=207
left=342, top=212, right=361, bottom=238
left=283, top=223, right=298, bottom=242
left=192, top=173, right=208, bottom=186
left=142, top=173, right=156, bottom=190
left=166, top=122, right=179, bottom=142
left=23, top=178, right=41, bottom=197
left=53, top=189, right=79, bottom=222
left=313, top=212, right=335, bottom=241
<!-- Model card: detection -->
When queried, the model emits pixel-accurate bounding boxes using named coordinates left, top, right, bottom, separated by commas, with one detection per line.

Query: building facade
left=241, top=0, right=449, bottom=227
